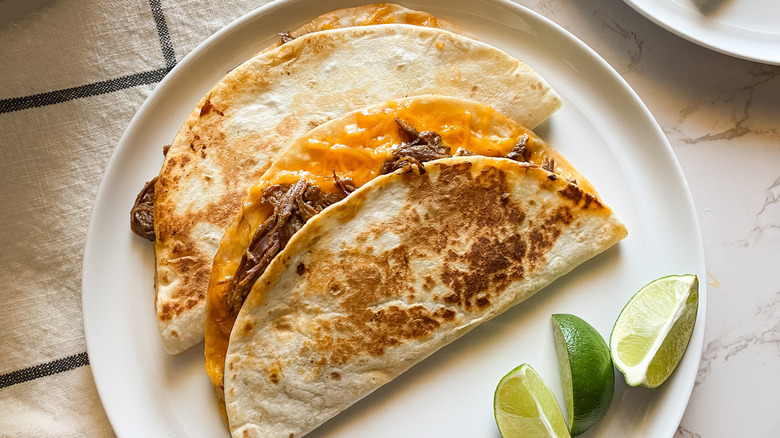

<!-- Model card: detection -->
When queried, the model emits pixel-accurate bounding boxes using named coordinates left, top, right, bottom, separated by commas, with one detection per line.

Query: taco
left=223, top=156, right=627, bottom=437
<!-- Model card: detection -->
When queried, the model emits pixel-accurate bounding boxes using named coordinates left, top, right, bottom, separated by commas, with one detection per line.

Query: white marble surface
left=519, top=0, right=780, bottom=436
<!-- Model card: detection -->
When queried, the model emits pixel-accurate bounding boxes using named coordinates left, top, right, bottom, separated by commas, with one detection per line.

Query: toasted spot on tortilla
left=241, top=321, right=255, bottom=337
left=158, top=295, right=202, bottom=321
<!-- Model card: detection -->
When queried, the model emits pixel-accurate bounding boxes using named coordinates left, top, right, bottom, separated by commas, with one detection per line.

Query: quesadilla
left=205, top=95, right=582, bottom=398
left=138, top=19, right=562, bottom=355
left=224, top=156, right=627, bottom=438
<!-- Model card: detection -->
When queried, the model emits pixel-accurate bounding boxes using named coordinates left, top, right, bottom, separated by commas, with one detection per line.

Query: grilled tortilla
left=205, top=95, right=581, bottom=400
left=224, top=156, right=627, bottom=437
left=149, top=20, right=562, bottom=355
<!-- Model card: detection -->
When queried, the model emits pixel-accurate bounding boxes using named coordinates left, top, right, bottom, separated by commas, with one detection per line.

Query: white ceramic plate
left=82, top=0, right=707, bottom=436
left=623, top=0, right=780, bottom=64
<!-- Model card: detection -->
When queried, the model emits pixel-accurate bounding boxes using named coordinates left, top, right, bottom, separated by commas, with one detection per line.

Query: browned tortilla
left=224, top=156, right=626, bottom=437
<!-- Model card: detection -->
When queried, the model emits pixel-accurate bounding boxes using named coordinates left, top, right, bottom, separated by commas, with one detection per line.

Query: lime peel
left=610, top=274, right=699, bottom=389
left=552, top=314, right=614, bottom=436
left=494, top=364, right=571, bottom=438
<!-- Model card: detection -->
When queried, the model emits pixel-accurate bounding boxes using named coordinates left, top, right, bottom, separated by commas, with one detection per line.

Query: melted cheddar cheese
left=336, top=4, right=441, bottom=28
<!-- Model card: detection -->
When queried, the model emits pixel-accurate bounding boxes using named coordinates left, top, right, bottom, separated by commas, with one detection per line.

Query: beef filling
left=542, top=157, right=555, bottom=173
left=380, top=118, right=452, bottom=175
left=278, top=32, right=295, bottom=44
left=130, top=177, right=158, bottom=241
left=333, top=170, right=357, bottom=195
left=224, top=178, right=348, bottom=315
left=454, top=147, right=476, bottom=157
left=130, top=145, right=170, bottom=241
left=505, top=133, right=531, bottom=162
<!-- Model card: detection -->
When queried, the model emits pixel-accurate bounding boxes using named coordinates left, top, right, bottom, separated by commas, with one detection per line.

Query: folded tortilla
left=224, top=156, right=627, bottom=437
left=260, top=3, right=468, bottom=54
left=152, top=18, right=562, bottom=354
left=205, top=95, right=579, bottom=397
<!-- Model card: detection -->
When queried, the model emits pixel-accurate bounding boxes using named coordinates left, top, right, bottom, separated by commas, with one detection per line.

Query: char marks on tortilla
left=224, top=156, right=626, bottom=438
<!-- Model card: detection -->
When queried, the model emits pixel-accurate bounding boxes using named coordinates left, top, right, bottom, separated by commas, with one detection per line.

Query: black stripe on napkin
left=149, top=0, right=177, bottom=69
left=0, top=352, right=89, bottom=389
left=0, top=67, right=171, bottom=114
left=0, top=0, right=178, bottom=114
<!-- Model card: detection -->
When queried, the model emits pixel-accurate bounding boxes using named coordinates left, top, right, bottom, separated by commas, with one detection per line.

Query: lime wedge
left=610, top=274, right=699, bottom=388
left=494, top=364, right=571, bottom=438
left=552, top=314, right=614, bottom=436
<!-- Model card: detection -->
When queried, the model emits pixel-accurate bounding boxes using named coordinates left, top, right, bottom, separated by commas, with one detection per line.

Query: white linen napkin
left=0, top=0, right=271, bottom=435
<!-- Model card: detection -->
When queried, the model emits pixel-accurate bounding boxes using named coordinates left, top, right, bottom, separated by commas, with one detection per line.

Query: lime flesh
left=494, top=364, right=571, bottom=438
left=552, top=314, right=614, bottom=436
left=610, top=274, right=699, bottom=388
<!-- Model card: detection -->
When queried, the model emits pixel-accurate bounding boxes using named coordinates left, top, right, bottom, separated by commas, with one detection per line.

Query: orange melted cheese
left=360, top=4, right=440, bottom=27
left=204, top=99, right=535, bottom=388
left=315, top=5, right=440, bottom=32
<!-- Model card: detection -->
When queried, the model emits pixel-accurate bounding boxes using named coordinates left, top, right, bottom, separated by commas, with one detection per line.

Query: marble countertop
left=524, top=0, right=779, bottom=436
left=0, top=0, right=776, bottom=436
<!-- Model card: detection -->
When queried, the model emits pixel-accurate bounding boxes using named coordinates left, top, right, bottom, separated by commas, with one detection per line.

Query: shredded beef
left=506, top=134, right=531, bottom=162
left=224, top=178, right=346, bottom=315
left=130, top=146, right=171, bottom=241
left=130, top=177, right=158, bottom=241
left=542, top=157, right=555, bottom=173
left=454, top=147, right=475, bottom=156
left=333, top=170, right=357, bottom=196
left=381, top=118, right=451, bottom=174
left=395, top=118, right=420, bottom=142
left=505, top=135, right=558, bottom=175
left=278, top=32, right=295, bottom=44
